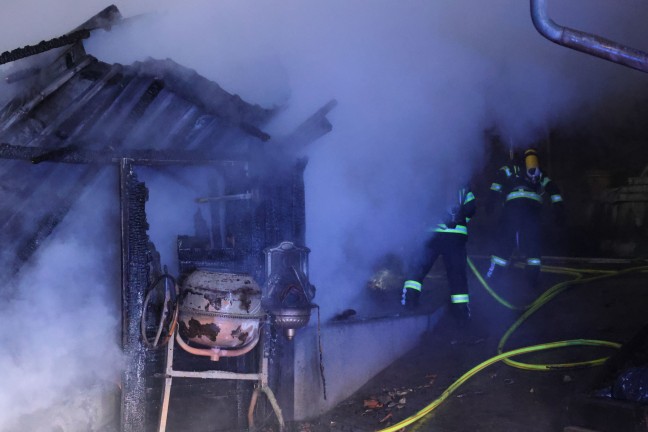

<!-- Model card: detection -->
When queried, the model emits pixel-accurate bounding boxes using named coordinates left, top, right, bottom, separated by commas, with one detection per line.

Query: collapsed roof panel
left=0, top=6, right=278, bottom=278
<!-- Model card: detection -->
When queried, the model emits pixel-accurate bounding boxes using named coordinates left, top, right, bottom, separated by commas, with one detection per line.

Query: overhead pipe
left=531, top=0, right=648, bottom=73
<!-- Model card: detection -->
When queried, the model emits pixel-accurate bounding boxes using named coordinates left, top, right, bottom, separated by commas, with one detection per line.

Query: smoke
left=2, top=1, right=648, bottom=429
left=137, top=166, right=219, bottom=277
left=83, top=0, right=648, bottom=318
left=0, top=168, right=122, bottom=431
left=45, top=0, right=648, bottom=316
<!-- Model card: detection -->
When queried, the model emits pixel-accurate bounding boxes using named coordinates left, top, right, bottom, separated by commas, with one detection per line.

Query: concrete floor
left=297, top=257, right=648, bottom=432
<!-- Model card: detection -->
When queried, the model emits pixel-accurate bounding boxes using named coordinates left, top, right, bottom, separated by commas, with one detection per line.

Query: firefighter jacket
left=429, top=187, right=476, bottom=236
left=489, top=164, right=564, bottom=213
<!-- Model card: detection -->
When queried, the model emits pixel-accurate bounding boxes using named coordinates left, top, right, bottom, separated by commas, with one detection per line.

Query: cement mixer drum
left=178, top=270, right=263, bottom=349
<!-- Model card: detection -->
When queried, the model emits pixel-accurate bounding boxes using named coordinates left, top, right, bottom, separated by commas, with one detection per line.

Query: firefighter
left=401, top=185, right=476, bottom=324
left=485, top=147, right=564, bottom=289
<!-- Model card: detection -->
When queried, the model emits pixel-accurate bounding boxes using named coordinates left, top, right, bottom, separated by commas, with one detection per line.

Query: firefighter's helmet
left=524, top=148, right=541, bottom=183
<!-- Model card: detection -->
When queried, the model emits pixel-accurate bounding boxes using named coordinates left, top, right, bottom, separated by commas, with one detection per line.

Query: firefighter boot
left=450, top=302, right=471, bottom=327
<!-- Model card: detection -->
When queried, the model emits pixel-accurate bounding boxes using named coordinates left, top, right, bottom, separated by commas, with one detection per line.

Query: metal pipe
left=531, top=0, right=648, bottom=73
left=195, top=191, right=255, bottom=203
left=175, top=330, right=260, bottom=361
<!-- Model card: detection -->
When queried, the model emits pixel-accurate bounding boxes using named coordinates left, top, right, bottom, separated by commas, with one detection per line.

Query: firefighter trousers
left=492, top=200, right=543, bottom=286
left=410, top=232, right=468, bottom=298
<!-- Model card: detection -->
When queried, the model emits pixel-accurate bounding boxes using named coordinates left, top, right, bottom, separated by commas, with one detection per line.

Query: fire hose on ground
left=375, top=259, right=648, bottom=432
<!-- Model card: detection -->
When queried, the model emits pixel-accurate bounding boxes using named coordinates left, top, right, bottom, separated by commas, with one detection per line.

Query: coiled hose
left=140, top=270, right=179, bottom=349
left=376, top=258, right=648, bottom=432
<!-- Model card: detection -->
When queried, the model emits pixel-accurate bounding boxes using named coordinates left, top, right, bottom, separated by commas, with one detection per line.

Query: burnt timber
left=0, top=5, right=335, bottom=431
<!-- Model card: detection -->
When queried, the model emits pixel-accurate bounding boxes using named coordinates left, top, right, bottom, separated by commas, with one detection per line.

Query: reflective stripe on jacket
left=429, top=187, right=475, bottom=235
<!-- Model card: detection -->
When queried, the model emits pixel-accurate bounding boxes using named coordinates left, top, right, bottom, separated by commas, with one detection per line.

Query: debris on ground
left=379, top=412, right=393, bottom=423
left=363, top=399, right=383, bottom=409
left=563, top=375, right=573, bottom=383
left=296, top=422, right=315, bottom=432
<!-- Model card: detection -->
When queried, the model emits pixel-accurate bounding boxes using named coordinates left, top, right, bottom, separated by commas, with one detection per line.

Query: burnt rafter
left=283, top=99, right=337, bottom=149
left=0, top=5, right=122, bottom=66
left=0, top=30, right=91, bottom=66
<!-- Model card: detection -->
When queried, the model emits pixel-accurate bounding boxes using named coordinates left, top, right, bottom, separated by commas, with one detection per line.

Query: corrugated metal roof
left=0, top=5, right=277, bottom=278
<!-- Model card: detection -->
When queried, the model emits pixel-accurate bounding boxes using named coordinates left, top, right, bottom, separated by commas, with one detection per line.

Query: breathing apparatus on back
left=523, top=148, right=541, bottom=184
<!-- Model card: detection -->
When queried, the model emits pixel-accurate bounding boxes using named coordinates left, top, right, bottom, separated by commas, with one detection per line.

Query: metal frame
left=157, top=329, right=284, bottom=432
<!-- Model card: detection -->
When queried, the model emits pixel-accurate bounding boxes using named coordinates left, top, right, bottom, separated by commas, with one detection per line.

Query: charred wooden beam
left=119, top=159, right=154, bottom=432
left=0, top=5, right=122, bottom=66
left=0, top=30, right=90, bottom=66
left=0, top=143, right=250, bottom=166
left=282, top=99, right=337, bottom=152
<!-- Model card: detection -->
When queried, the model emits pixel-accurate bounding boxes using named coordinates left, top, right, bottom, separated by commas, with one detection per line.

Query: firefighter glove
left=445, top=206, right=462, bottom=229
left=401, top=287, right=421, bottom=309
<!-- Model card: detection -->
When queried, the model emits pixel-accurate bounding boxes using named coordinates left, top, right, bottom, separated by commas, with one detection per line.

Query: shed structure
left=0, top=5, right=336, bottom=431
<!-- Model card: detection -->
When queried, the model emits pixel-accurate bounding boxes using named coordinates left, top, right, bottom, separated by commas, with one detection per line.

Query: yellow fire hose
left=376, top=259, right=648, bottom=432
left=497, top=262, right=648, bottom=371
left=376, top=340, right=620, bottom=432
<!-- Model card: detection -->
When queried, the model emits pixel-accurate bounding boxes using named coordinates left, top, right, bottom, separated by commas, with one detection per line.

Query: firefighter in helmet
left=401, top=184, right=476, bottom=324
left=485, top=147, right=564, bottom=289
